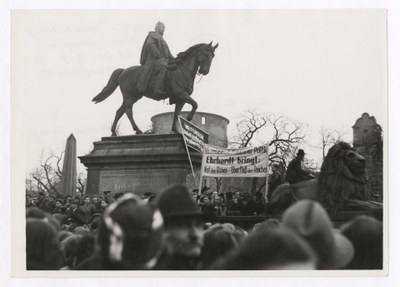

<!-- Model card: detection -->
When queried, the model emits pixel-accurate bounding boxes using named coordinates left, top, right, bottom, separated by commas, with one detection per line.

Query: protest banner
left=179, top=116, right=209, bottom=153
left=179, top=116, right=209, bottom=177
left=201, top=143, right=269, bottom=178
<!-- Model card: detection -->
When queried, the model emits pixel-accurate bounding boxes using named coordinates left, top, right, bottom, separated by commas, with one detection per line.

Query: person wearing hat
left=75, top=193, right=164, bottom=270
left=213, top=226, right=317, bottom=270
left=282, top=200, right=354, bottom=269
left=153, top=184, right=205, bottom=270
left=341, top=215, right=383, bottom=269
left=285, top=149, right=314, bottom=184
left=26, top=219, right=63, bottom=270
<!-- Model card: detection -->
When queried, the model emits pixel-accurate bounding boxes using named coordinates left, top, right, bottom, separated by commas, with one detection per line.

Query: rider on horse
left=136, top=22, right=175, bottom=97
left=93, top=31, right=218, bottom=136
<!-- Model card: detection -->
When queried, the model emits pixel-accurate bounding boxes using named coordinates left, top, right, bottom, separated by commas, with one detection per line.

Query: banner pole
left=198, top=145, right=205, bottom=196
left=179, top=117, right=196, bottom=178
left=265, top=144, right=269, bottom=203
left=198, top=173, right=203, bottom=197
left=265, top=173, right=269, bottom=203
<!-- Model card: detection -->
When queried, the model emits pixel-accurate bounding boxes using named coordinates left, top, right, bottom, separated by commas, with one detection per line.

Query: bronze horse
left=93, top=42, right=218, bottom=136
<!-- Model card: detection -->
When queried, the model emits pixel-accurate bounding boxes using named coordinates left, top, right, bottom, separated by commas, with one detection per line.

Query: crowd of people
left=25, top=186, right=272, bottom=229
left=25, top=184, right=383, bottom=271
left=26, top=190, right=117, bottom=231
left=194, top=189, right=268, bottom=220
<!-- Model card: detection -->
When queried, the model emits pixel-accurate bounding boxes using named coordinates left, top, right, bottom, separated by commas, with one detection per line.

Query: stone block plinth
left=79, top=134, right=201, bottom=196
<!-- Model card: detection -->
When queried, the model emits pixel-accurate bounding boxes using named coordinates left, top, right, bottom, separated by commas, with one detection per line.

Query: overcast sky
left=11, top=9, right=387, bottom=174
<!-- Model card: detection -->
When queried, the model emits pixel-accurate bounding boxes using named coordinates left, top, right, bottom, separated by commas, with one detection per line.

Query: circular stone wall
left=151, top=111, right=229, bottom=148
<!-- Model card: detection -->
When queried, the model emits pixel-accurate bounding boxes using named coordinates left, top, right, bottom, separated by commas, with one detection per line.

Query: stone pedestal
left=79, top=134, right=202, bottom=196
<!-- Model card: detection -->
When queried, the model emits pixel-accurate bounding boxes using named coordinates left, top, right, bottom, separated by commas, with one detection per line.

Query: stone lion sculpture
left=269, top=142, right=382, bottom=216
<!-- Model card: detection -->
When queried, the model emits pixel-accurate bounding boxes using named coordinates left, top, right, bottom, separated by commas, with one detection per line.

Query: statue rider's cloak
left=136, top=31, right=173, bottom=93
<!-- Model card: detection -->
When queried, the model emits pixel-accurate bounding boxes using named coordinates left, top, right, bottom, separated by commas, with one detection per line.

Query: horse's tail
left=92, top=69, right=124, bottom=103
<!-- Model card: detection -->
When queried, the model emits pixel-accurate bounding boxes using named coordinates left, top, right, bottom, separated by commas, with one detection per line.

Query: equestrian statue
left=92, top=22, right=218, bottom=136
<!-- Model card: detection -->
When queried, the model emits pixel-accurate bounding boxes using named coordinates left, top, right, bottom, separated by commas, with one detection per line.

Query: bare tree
left=29, top=150, right=64, bottom=196
left=267, top=115, right=307, bottom=168
left=231, top=111, right=268, bottom=148
left=25, top=178, right=36, bottom=194
left=230, top=111, right=307, bottom=194
left=318, top=127, right=348, bottom=159
left=77, top=172, right=86, bottom=194
left=231, top=111, right=307, bottom=167
left=27, top=150, right=87, bottom=196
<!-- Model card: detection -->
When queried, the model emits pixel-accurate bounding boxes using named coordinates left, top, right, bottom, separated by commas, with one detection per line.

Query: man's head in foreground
left=154, top=184, right=204, bottom=258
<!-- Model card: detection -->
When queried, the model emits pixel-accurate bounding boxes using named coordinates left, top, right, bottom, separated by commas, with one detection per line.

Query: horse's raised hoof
left=186, top=114, right=194, bottom=121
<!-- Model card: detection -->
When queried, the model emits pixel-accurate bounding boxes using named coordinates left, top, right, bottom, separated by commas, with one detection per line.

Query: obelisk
left=59, top=134, right=77, bottom=196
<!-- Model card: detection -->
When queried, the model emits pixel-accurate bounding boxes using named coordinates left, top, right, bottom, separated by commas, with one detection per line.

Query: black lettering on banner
left=236, top=156, right=258, bottom=165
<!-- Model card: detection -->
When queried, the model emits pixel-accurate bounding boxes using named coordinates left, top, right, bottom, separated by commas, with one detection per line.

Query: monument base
left=79, top=134, right=202, bottom=196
